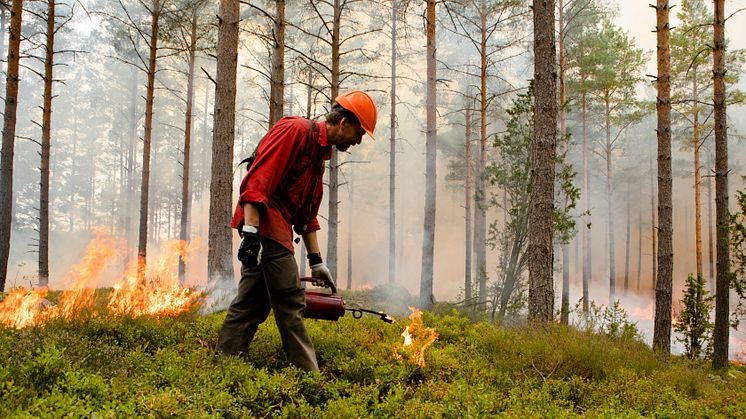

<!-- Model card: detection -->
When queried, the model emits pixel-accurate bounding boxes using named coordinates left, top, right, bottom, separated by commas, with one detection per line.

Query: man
left=214, top=90, right=377, bottom=372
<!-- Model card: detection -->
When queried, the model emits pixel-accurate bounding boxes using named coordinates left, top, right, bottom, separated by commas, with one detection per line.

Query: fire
left=0, top=233, right=203, bottom=329
left=53, top=231, right=119, bottom=320
left=631, top=303, right=654, bottom=320
left=398, top=306, right=438, bottom=367
left=108, top=239, right=203, bottom=317
left=0, top=288, right=50, bottom=328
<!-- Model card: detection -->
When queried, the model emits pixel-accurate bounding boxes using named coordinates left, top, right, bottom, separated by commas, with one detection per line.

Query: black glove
left=238, top=226, right=262, bottom=267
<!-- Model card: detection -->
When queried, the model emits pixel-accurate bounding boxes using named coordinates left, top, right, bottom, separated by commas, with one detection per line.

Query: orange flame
left=0, top=288, right=50, bottom=328
left=0, top=233, right=203, bottom=329
left=53, top=231, right=119, bottom=320
left=631, top=303, right=654, bottom=321
left=398, top=306, right=438, bottom=367
left=107, top=239, right=202, bottom=317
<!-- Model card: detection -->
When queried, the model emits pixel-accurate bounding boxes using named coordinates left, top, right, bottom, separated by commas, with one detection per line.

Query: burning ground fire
left=395, top=306, right=438, bottom=367
left=0, top=231, right=203, bottom=329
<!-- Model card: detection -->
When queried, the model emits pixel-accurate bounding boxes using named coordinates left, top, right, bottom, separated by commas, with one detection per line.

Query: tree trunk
left=693, top=72, right=703, bottom=278
left=650, top=149, right=657, bottom=294
left=624, top=183, right=631, bottom=294
left=605, top=94, right=616, bottom=304
left=299, top=66, right=314, bottom=278
left=559, top=0, right=569, bottom=326
left=38, top=0, right=56, bottom=288
left=581, top=90, right=590, bottom=312
left=326, top=0, right=341, bottom=280
left=464, top=101, right=473, bottom=302
left=475, top=0, right=488, bottom=309
left=208, top=0, right=239, bottom=285
left=711, top=0, right=730, bottom=371
left=389, top=0, right=397, bottom=284
left=0, top=0, right=23, bottom=292
left=653, top=0, right=674, bottom=355
left=346, top=168, right=354, bottom=290
left=707, top=155, right=714, bottom=294
left=179, top=10, right=198, bottom=284
left=419, top=0, right=437, bottom=309
left=268, top=0, right=285, bottom=128
left=528, top=0, right=557, bottom=322
left=498, top=231, right=524, bottom=318
left=637, top=190, right=643, bottom=292
left=137, top=0, right=161, bottom=279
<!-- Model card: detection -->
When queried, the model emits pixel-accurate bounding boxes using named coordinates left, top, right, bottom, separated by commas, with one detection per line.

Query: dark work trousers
left=214, top=237, right=318, bottom=372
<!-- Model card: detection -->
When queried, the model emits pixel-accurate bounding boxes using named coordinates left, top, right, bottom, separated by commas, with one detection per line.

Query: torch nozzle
left=346, top=307, right=395, bottom=323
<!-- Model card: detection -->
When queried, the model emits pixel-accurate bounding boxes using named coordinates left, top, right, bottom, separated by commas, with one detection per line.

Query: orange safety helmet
left=335, top=90, right=377, bottom=139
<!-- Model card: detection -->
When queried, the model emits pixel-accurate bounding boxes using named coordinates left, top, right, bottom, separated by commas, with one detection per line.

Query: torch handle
left=300, top=277, right=336, bottom=294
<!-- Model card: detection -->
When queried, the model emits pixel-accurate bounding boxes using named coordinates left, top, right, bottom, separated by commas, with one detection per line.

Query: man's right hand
left=238, top=226, right=262, bottom=267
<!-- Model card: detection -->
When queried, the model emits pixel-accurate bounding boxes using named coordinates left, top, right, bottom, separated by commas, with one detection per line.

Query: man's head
left=325, top=90, right=377, bottom=152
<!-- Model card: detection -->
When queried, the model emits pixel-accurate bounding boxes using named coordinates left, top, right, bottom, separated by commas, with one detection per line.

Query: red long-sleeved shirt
left=231, top=117, right=331, bottom=253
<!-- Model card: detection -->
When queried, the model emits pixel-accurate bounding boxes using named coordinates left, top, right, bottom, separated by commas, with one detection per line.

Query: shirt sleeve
left=237, top=119, right=306, bottom=209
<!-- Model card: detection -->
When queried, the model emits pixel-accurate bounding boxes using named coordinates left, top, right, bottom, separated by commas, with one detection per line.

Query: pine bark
left=38, top=0, right=56, bottom=288
left=179, top=10, right=198, bottom=284
left=711, top=0, right=730, bottom=371
left=653, top=0, right=674, bottom=354
left=389, top=0, right=397, bottom=284
left=0, top=0, right=23, bottom=291
left=419, top=0, right=437, bottom=309
left=268, top=0, right=285, bottom=128
left=528, top=0, right=557, bottom=322
left=208, top=0, right=239, bottom=285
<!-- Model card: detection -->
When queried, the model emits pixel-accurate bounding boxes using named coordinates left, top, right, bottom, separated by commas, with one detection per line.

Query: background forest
left=1, top=0, right=746, bottom=363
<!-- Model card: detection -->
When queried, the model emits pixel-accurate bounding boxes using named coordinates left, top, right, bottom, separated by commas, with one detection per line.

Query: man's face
left=334, top=118, right=366, bottom=152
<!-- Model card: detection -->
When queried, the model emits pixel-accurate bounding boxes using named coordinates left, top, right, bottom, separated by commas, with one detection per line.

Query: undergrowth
left=1, top=289, right=744, bottom=417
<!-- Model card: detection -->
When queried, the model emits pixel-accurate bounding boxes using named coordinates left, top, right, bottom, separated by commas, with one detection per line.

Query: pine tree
left=674, top=273, right=714, bottom=359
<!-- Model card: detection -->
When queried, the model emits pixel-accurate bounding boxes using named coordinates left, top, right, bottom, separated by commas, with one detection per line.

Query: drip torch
left=300, top=277, right=395, bottom=323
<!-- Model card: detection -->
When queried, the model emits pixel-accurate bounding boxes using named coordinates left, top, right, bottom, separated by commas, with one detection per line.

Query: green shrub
left=1, top=293, right=745, bottom=417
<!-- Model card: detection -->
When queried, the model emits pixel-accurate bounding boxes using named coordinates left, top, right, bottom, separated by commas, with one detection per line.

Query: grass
left=1, top=287, right=745, bottom=418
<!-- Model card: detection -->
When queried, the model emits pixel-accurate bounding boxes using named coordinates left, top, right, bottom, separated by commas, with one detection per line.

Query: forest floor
left=1, top=285, right=745, bottom=418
